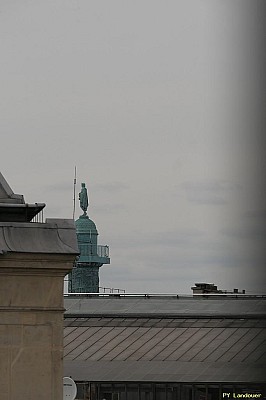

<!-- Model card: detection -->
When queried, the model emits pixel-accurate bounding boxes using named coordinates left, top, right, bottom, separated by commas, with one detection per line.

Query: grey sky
left=1, top=1, right=265, bottom=293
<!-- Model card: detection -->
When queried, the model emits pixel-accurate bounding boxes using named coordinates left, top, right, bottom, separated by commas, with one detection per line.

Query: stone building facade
left=0, top=172, right=78, bottom=400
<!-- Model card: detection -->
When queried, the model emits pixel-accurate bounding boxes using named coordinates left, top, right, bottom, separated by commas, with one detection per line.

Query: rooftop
left=0, top=172, right=45, bottom=222
left=63, top=294, right=266, bottom=383
left=64, top=293, right=266, bottom=318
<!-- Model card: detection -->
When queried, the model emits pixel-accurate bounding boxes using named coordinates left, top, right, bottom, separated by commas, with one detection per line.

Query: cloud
left=220, top=208, right=266, bottom=241
left=93, top=182, right=129, bottom=193
left=244, top=209, right=266, bottom=222
left=102, top=239, right=266, bottom=293
left=221, top=225, right=266, bottom=241
left=104, top=220, right=266, bottom=293
left=180, top=180, right=241, bottom=205
left=109, top=228, right=205, bottom=250
left=43, top=182, right=72, bottom=193
left=93, top=203, right=127, bottom=214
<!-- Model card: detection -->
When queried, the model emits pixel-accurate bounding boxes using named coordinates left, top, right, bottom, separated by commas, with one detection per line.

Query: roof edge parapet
left=0, top=172, right=24, bottom=204
left=0, top=172, right=45, bottom=222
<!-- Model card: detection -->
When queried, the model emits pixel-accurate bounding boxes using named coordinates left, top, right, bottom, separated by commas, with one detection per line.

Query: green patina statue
left=69, top=180, right=110, bottom=294
left=79, top=183, right=89, bottom=215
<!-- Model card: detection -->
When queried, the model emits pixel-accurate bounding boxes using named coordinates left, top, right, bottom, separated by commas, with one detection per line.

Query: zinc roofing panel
left=190, top=328, right=237, bottom=362
left=69, top=327, right=117, bottom=360
left=81, top=318, right=114, bottom=327
left=63, top=326, right=78, bottom=339
left=94, top=327, right=140, bottom=361
left=232, top=330, right=266, bottom=362
left=64, top=326, right=102, bottom=357
left=217, top=328, right=261, bottom=362
left=97, top=327, right=142, bottom=361
left=64, top=316, right=265, bottom=328
left=85, top=327, right=130, bottom=361
left=165, top=328, right=211, bottom=361
left=178, top=328, right=224, bottom=361
left=112, top=328, right=161, bottom=361
left=64, top=327, right=88, bottom=348
left=134, top=328, right=176, bottom=361
left=204, top=328, right=249, bottom=362
left=138, top=328, right=185, bottom=361
left=82, top=327, right=149, bottom=361
left=64, top=319, right=77, bottom=327
left=244, top=341, right=266, bottom=362
left=63, top=316, right=266, bottom=380
left=152, top=328, right=198, bottom=361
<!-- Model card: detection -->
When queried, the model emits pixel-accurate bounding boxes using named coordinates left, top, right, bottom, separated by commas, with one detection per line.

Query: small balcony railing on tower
left=78, top=243, right=109, bottom=258
left=97, top=245, right=109, bottom=257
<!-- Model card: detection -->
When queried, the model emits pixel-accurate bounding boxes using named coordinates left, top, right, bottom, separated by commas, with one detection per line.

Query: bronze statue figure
left=79, top=183, right=89, bottom=215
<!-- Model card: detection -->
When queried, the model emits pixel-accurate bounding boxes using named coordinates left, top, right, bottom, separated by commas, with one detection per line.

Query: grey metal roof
left=64, top=314, right=266, bottom=382
left=63, top=296, right=266, bottom=382
left=64, top=296, right=266, bottom=318
left=64, top=319, right=265, bottom=363
left=64, top=359, right=265, bottom=383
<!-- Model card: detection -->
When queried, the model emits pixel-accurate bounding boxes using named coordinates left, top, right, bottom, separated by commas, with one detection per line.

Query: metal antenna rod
left=73, top=166, right=77, bottom=220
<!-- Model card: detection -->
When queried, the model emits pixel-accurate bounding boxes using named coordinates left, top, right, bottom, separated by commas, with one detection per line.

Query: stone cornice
left=0, top=219, right=79, bottom=255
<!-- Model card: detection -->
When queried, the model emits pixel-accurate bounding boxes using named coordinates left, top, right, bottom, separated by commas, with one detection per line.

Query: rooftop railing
left=63, top=292, right=266, bottom=299
left=78, top=243, right=109, bottom=258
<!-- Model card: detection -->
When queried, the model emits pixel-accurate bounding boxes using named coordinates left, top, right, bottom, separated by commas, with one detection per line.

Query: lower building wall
left=0, top=310, right=64, bottom=400
left=0, top=251, right=76, bottom=400
left=73, top=382, right=266, bottom=400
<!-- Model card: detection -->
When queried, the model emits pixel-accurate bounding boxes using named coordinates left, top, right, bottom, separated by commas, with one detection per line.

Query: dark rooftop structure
left=0, top=172, right=45, bottom=222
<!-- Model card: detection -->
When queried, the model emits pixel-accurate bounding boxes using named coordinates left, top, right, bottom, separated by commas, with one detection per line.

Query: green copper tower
left=68, top=182, right=110, bottom=293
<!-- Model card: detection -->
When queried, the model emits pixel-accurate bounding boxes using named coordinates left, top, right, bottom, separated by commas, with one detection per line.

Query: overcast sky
left=1, top=0, right=265, bottom=293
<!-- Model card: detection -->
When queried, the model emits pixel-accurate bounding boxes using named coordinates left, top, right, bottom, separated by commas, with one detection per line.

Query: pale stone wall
left=0, top=240, right=78, bottom=399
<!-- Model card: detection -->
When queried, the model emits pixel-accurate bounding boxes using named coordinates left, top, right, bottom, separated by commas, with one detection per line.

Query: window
left=140, top=384, right=153, bottom=400
left=155, top=384, right=167, bottom=400
left=127, top=384, right=139, bottom=400
left=180, top=385, right=192, bottom=400
left=166, top=384, right=180, bottom=400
